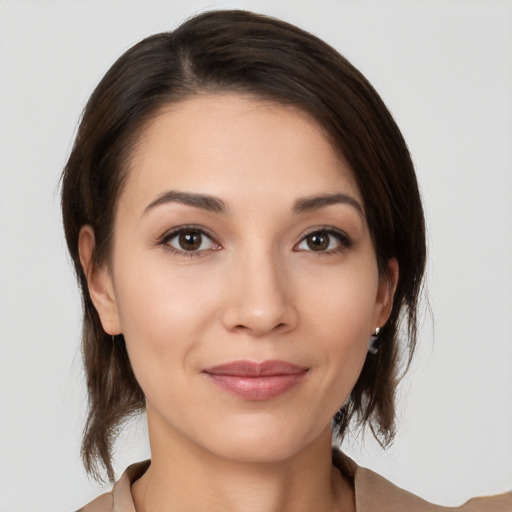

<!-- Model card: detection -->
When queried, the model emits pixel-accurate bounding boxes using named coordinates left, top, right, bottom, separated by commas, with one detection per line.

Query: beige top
left=77, top=453, right=512, bottom=512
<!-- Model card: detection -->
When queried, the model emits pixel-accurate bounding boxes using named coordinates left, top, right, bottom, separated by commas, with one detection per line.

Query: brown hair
left=61, top=9, right=426, bottom=483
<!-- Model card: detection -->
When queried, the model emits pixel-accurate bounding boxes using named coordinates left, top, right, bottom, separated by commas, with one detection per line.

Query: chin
left=209, top=440, right=302, bottom=464
left=199, top=416, right=329, bottom=464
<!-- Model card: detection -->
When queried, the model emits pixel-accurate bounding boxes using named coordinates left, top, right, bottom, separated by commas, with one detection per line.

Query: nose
left=221, top=250, right=298, bottom=337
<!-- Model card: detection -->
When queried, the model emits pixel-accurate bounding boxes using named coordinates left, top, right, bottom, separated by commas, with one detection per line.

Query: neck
left=132, top=413, right=354, bottom=512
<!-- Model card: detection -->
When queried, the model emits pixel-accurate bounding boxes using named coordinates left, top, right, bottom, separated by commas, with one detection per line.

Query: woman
left=61, top=10, right=511, bottom=511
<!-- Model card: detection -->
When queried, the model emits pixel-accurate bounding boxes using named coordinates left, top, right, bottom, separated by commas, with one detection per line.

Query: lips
left=202, top=360, right=309, bottom=401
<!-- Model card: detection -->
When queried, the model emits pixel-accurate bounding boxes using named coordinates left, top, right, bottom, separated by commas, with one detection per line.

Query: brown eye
left=296, top=229, right=350, bottom=253
left=164, top=229, right=218, bottom=253
left=178, top=231, right=202, bottom=251
left=306, top=233, right=329, bottom=251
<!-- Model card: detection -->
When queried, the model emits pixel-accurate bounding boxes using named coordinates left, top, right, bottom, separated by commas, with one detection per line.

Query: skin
left=79, top=94, right=398, bottom=512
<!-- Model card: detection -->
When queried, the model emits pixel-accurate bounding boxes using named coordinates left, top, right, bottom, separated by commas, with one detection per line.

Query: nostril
left=221, top=300, right=298, bottom=336
left=232, top=321, right=287, bottom=333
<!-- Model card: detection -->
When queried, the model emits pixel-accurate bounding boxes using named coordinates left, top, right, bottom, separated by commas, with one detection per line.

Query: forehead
left=123, top=93, right=362, bottom=210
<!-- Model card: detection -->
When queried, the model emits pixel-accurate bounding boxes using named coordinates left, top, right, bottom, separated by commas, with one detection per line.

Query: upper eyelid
left=158, top=226, right=222, bottom=257
left=159, top=225, right=219, bottom=244
left=295, top=227, right=353, bottom=251
left=298, top=226, right=351, bottom=241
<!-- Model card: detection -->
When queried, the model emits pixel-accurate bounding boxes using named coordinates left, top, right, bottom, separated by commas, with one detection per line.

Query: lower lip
left=204, top=372, right=308, bottom=401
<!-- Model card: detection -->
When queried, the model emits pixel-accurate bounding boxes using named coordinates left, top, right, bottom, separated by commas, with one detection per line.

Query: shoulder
left=354, top=463, right=512, bottom=512
left=75, top=460, right=150, bottom=512
left=75, top=491, right=113, bottom=512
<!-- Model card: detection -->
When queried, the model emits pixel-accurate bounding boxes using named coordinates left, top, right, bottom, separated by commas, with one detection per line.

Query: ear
left=374, top=257, right=399, bottom=328
left=78, top=225, right=122, bottom=335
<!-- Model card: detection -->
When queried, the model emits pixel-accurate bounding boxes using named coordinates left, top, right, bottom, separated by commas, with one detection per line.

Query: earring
left=368, top=327, right=381, bottom=354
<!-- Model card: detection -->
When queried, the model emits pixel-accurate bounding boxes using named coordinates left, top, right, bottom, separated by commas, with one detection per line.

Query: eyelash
left=158, top=225, right=221, bottom=257
left=295, top=227, right=353, bottom=255
left=157, top=225, right=352, bottom=257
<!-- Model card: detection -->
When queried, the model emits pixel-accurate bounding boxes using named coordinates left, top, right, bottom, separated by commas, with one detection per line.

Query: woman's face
left=84, top=94, right=396, bottom=463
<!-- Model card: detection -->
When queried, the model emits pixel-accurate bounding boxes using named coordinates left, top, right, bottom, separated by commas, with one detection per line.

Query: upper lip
left=203, top=360, right=308, bottom=377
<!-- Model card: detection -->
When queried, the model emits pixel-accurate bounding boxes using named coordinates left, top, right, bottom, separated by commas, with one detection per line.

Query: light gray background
left=1, top=1, right=511, bottom=511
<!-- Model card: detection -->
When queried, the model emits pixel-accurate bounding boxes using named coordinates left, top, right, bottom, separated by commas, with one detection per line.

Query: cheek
left=303, top=258, right=380, bottom=341
left=111, top=252, right=223, bottom=384
left=114, top=234, right=220, bottom=323
left=300, top=259, right=379, bottom=397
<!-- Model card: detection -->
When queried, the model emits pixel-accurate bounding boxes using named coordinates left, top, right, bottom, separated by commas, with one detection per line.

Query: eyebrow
left=143, top=190, right=363, bottom=217
left=143, top=190, right=228, bottom=215
left=293, top=193, right=364, bottom=216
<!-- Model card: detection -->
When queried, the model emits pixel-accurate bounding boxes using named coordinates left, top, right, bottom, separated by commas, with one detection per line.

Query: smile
left=202, top=360, right=309, bottom=401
